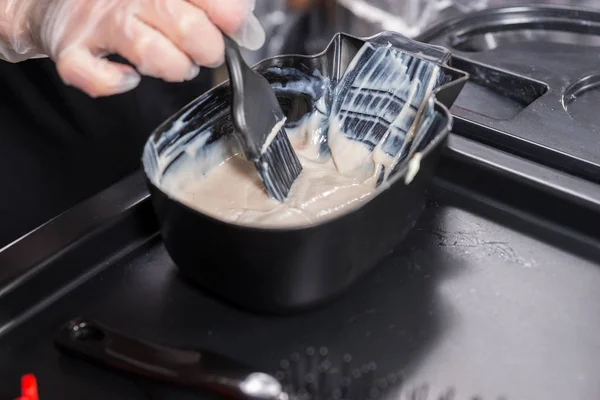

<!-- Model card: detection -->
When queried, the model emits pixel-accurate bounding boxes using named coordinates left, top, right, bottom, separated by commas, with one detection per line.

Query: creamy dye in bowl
left=156, top=41, right=445, bottom=228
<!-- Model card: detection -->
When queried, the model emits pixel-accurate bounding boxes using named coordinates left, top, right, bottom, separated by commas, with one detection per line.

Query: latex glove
left=0, top=0, right=265, bottom=97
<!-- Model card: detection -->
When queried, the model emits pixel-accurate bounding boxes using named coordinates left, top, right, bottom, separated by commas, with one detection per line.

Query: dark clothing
left=0, top=56, right=212, bottom=247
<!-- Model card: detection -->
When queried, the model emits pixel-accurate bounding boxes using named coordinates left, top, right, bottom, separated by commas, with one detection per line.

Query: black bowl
left=142, top=31, right=468, bottom=314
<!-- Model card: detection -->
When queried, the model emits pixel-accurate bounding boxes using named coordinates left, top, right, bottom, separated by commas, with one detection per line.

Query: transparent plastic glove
left=0, top=0, right=266, bottom=97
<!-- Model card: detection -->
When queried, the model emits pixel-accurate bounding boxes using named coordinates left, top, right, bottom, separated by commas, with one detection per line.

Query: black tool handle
left=222, top=34, right=255, bottom=159
left=223, top=35, right=246, bottom=110
left=55, top=318, right=284, bottom=400
left=222, top=34, right=284, bottom=161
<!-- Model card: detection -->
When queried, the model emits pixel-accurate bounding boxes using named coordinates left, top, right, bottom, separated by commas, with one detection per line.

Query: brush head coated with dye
left=223, top=35, right=303, bottom=202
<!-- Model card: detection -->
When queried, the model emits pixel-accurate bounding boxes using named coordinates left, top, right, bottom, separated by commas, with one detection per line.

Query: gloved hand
left=0, top=0, right=265, bottom=97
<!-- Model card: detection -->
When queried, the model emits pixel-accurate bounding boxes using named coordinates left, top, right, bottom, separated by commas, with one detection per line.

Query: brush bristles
left=255, top=128, right=303, bottom=202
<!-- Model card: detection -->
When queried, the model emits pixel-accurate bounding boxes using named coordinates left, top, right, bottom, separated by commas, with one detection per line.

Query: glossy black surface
left=1, top=136, right=600, bottom=400
left=419, top=5, right=600, bottom=184
left=142, top=32, right=468, bottom=313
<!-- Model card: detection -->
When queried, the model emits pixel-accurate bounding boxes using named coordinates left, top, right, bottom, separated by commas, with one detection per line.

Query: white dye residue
left=261, top=117, right=287, bottom=155
left=161, top=118, right=380, bottom=228
left=158, top=42, right=442, bottom=228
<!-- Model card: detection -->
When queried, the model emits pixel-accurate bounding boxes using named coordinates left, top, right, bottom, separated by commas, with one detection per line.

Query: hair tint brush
left=55, top=318, right=507, bottom=400
left=222, top=35, right=302, bottom=202
left=55, top=318, right=289, bottom=400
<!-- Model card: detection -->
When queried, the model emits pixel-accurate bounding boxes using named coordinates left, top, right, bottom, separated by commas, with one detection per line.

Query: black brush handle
left=55, top=318, right=285, bottom=400
left=223, top=34, right=246, bottom=115
left=222, top=34, right=285, bottom=161
left=223, top=34, right=256, bottom=160
left=223, top=35, right=245, bottom=92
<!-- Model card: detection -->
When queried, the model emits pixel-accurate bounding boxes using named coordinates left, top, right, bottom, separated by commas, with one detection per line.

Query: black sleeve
left=0, top=56, right=212, bottom=247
